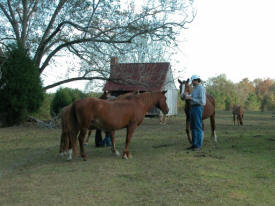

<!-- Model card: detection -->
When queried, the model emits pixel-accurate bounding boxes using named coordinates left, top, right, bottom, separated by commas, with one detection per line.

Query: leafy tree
left=235, top=78, right=255, bottom=106
left=254, top=78, right=274, bottom=111
left=205, top=74, right=237, bottom=110
left=0, top=44, right=44, bottom=126
left=50, top=87, right=87, bottom=116
left=262, top=83, right=275, bottom=111
left=245, top=92, right=261, bottom=111
left=0, top=0, right=195, bottom=90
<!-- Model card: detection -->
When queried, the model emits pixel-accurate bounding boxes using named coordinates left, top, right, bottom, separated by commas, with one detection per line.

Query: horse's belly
left=90, top=118, right=127, bottom=131
left=90, top=118, right=105, bottom=129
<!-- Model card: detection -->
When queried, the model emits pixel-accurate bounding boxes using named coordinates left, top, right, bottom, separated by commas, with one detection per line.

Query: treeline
left=204, top=74, right=275, bottom=111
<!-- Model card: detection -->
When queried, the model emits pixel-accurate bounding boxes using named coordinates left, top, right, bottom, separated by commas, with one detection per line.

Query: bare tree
left=0, top=0, right=195, bottom=90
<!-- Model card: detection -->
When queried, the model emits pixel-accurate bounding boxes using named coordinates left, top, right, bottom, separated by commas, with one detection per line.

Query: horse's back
left=72, top=97, right=143, bottom=130
left=232, top=105, right=243, bottom=115
left=202, top=94, right=215, bottom=119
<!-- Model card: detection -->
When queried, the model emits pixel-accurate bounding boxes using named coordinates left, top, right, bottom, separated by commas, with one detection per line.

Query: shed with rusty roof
left=103, top=57, right=178, bottom=116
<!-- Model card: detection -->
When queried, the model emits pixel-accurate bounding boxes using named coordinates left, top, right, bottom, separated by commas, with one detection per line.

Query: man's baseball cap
left=191, top=75, right=200, bottom=81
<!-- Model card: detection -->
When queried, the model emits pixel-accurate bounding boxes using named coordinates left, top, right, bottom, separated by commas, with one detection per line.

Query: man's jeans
left=190, top=106, right=204, bottom=148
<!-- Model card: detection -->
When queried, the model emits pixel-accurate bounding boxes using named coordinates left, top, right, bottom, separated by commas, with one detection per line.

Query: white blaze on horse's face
left=180, top=84, right=185, bottom=99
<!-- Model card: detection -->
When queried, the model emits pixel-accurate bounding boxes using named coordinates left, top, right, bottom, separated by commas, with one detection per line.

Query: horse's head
left=178, top=79, right=191, bottom=100
left=100, top=90, right=110, bottom=100
left=238, top=115, right=243, bottom=126
left=157, top=91, right=169, bottom=115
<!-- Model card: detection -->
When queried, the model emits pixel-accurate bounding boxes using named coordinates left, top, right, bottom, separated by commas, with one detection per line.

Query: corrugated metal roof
left=104, top=62, right=170, bottom=91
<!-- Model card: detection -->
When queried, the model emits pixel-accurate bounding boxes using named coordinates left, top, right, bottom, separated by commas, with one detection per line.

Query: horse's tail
left=70, top=102, right=79, bottom=157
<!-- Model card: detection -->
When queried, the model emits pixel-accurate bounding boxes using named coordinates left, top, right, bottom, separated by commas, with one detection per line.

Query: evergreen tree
left=0, top=44, right=44, bottom=126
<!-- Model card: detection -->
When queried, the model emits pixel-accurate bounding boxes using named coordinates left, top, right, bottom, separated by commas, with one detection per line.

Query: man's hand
left=185, top=95, right=192, bottom=100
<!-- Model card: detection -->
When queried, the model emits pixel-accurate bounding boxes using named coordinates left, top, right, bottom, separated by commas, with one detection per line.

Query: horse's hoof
left=83, top=157, right=87, bottom=161
left=66, top=157, right=72, bottom=161
left=122, top=154, right=128, bottom=160
left=111, top=149, right=120, bottom=156
left=115, top=150, right=120, bottom=156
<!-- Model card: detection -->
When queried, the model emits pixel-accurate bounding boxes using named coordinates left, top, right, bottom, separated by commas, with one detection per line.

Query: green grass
left=0, top=111, right=274, bottom=206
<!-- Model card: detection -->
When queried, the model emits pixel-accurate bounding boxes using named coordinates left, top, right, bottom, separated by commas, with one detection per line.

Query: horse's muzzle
left=180, top=94, right=185, bottom=100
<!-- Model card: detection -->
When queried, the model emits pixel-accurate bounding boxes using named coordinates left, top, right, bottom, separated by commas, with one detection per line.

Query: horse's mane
left=206, top=93, right=215, bottom=106
left=138, top=92, right=160, bottom=106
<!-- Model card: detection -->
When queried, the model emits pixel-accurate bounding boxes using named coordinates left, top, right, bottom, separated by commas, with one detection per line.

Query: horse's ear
left=187, top=78, right=190, bottom=84
left=134, top=90, right=139, bottom=95
left=162, top=90, right=167, bottom=94
left=178, top=79, right=182, bottom=84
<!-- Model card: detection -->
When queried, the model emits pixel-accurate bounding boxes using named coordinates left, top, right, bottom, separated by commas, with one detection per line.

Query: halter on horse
left=178, top=79, right=217, bottom=144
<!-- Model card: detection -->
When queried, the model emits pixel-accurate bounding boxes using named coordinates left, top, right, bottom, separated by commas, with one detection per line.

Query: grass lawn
left=0, top=111, right=274, bottom=206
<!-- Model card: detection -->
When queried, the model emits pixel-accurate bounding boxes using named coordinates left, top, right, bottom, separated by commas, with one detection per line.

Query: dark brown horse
left=59, top=104, right=77, bottom=160
left=178, top=79, right=217, bottom=144
left=232, top=104, right=244, bottom=126
left=69, top=91, right=169, bottom=161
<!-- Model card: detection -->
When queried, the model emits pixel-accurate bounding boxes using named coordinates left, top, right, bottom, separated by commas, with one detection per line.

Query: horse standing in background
left=178, top=79, right=217, bottom=144
left=69, top=91, right=169, bottom=161
left=232, top=104, right=244, bottom=126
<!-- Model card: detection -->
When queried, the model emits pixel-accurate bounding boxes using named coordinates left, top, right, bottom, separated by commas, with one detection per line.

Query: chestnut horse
left=232, top=104, right=244, bottom=126
left=84, top=91, right=139, bottom=146
left=59, top=92, right=111, bottom=159
left=69, top=91, right=169, bottom=161
left=178, top=79, right=217, bottom=144
left=59, top=91, right=138, bottom=160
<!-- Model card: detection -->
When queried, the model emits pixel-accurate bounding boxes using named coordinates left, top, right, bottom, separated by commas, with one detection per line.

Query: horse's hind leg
left=59, top=132, right=65, bottom=156
left=210, top=114, right=217, bottom=142
left=122, top=125, right=137, bottom=159
left=110, top=131, right=120, bottom=156
left=186, top=119, right=192, bottom=144
left=78, top=128, right=88, bottom=161
left=84, top=130, right=92, bottom=145
left=66, top=134, right=73, bottom=160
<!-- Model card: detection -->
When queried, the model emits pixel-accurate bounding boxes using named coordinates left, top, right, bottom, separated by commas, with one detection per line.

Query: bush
left=0, top=44, right=44, bottom=126
left=50, top=88, right=88, bottom=117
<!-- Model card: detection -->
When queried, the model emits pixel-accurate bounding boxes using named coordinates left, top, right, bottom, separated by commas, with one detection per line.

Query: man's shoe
left=192, top=147, right=201, bottom=151
left=186, top=146, right=195, bottom=150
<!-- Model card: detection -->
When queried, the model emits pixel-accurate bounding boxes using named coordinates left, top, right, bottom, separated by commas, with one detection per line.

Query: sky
left=44, top=0, right=275, bottom=92
left=176, top=0, right=275, bottom=83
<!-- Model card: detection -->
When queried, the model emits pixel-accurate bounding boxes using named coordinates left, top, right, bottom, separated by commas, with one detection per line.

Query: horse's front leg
left=122, top=125, right=137, bottom=159
left=78, top=129, right=88, bottom=161
left=110, top=131, right=120, bottom=156
left=84, top=130, right=92, bottom=146
left=186, top=118, right=192, bottom=144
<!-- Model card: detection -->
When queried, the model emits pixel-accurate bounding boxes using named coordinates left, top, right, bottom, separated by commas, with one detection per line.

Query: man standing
left=185, top=75, right=206, bottom=151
